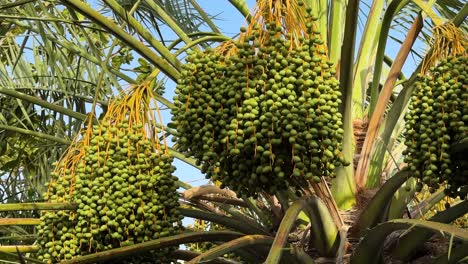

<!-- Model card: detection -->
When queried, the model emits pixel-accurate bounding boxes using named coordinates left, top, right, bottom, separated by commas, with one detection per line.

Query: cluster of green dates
left=36, top=121, right=182, bottom=263
left=171, top=14, right=348, bottom=196
left=404, top=55, right=467, bottom=199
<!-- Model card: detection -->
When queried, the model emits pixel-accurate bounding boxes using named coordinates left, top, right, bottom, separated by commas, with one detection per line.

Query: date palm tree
left=0, top=0, right=466, bottom=263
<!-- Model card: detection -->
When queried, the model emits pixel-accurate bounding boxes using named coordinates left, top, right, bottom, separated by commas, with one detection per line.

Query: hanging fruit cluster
left=403, top=22, right=467, bottom=199
left=36, top=80, right=182, bottom=263
left=171, top=1, right=348, bottom=197
left=404, top=55, right=467, bottom=199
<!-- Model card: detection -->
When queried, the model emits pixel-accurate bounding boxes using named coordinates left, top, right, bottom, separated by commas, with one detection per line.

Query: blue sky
left=197, top=0, right=256, bottom=36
